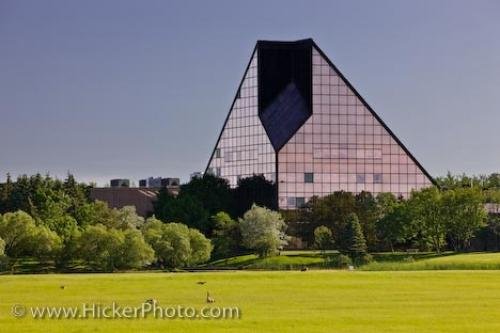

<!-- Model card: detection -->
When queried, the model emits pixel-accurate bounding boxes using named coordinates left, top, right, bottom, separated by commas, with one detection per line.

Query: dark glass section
left=257, top=39, right=312, bottom=151
left=259, top=82, right=310, bottom=150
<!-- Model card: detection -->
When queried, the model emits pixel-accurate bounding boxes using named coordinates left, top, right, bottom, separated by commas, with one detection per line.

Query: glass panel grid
left=208, top=54, right=276, bottom=187
left=278, top=48, right=433, bottom=209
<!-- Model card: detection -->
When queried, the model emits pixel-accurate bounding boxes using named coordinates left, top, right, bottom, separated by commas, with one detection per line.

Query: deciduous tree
left=442, top=188, right=486, bottom=251
left=407, top=187, right=446, bottom=253
left=119, top=229, right=155, bottom=268
left=0, top=210, right=38, bottom=258
left=239, top=205, right=289, bottom=257
left=211, top=212, right=240, bottom=259
left=142, top=218, right=212, bottom=268
left=376, top=193, right=411, bottom=252
left=313, top=226, right=333, bottom=252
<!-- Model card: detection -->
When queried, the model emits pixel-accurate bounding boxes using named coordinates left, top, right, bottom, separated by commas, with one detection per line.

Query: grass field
left=364, top=252, right=500, bottom=270
left=207, top=250, right=337, bottom=270
left=8, top=251, right=500, bottom=273
left=208, top=251, right=500, bottom=271
left=2, top=270, right=500, bottom=332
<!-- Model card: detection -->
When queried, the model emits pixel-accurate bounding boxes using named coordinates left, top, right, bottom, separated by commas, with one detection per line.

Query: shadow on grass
left=362, top=252, right=500, bottom=271
left=204, top=251, right=341, bottom=270
left=5, top=251, right=500, bottom=274
left=370, top=252, right=459, bottom=263
left=0, top=257, right=105, bottom=275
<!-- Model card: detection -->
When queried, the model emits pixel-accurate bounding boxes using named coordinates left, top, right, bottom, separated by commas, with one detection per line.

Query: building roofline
left=256, top=38, right=314, bottom=48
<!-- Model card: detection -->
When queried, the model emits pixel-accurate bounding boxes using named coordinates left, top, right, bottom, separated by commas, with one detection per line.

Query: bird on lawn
left=60, top=285, right=65, bottom=290
left=197, top=281, right=207, bottom=285
left=206, top=292, right=215, bottom=303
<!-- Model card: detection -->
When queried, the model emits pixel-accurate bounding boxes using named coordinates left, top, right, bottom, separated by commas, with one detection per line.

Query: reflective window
left=304, top=173, right=314, bottom=183
left=296, top=197, right=305, bottom=208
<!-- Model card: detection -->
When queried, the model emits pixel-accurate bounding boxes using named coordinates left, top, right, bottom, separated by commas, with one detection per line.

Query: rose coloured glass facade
left=206, top=52, right=276, bottom=186
left=207, top=39, right=434, bottom=209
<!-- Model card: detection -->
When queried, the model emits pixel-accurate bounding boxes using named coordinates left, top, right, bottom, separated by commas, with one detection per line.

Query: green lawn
left=208, top=251, right=500, bottom=271
left=1, top=271, right=500, bottom=332
left=9, top=252, right=500, bottom=273
left=207, top=250, right=338, bottom=270
left=364, top=252, right=500, bottom=270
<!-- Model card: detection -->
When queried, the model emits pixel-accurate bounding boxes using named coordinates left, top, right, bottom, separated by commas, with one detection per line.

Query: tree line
left=298, top=173, right=499, bottom=255
left=0, top=174, right=286, bottom=271
left=153, top=172, right=499, bottom=255
left=298, top=187, right=487, bottom=257
left=0, top=172, right=498, bottom=272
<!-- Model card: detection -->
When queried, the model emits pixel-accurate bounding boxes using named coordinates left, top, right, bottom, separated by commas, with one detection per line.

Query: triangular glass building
left=206, top=39, right=434, bottom=209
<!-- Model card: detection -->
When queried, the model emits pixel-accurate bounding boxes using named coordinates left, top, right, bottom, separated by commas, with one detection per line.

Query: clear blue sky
left=1, top=0, right=499, bottom=185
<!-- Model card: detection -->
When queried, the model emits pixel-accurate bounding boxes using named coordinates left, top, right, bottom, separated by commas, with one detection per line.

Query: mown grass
left=0, top=257, right=102, bottom=275
left=208, top=251, right=500, bottom=271
left=363, top=252, right=500, bottom=270
left=207, top=250, right=339, bottom=270
left=7, top=252, right=500, bottom=274
left=1, top=271, right=500, bottom=332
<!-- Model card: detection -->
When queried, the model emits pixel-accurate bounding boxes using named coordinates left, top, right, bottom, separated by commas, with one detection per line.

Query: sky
left=0, top=0, right=499, bottom=185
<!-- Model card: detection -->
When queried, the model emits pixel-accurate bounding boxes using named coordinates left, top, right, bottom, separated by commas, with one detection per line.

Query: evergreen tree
left=355, top=191, right=379, bottom=250
left=343, top=213, right=367, bottom=259
left=0, top=174, right=13, bottom=213
left=179, top=174, right=233, bottom=217
left=232, top=175, right=277, bottom=217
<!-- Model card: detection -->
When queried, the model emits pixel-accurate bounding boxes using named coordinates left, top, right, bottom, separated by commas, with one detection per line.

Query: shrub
left=335, top=254, right=352, bottom=268
left=403, top=255, right=415, bottom=263
left=357, top=253, right=373, bottom=265
left=0, top=255, right=9, bottom=271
